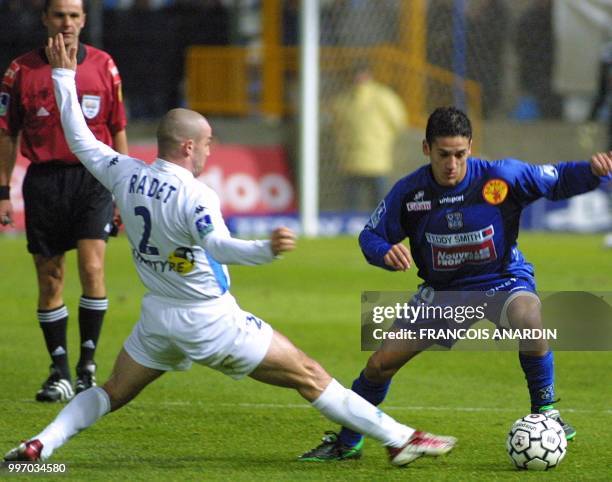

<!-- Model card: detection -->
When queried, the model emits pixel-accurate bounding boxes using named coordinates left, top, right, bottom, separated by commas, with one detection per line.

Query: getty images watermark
left=361, top=291, right=612, bottom=351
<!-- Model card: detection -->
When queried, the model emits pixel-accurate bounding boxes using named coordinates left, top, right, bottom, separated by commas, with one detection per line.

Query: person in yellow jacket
left=332, top=63, right=407, bottom=210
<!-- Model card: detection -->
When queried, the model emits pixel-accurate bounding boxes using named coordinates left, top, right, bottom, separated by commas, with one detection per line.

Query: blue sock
left=338, top=371, right=391, bottom=447
left=519, top=351, right=555, bottom=411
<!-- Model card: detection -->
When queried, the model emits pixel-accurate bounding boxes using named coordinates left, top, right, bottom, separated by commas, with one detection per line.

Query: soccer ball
left=506, top=413, right=567, bottom=470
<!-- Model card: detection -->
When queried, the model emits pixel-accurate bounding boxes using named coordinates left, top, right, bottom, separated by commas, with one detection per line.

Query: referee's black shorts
left=23, top=162, right=113, bottom=257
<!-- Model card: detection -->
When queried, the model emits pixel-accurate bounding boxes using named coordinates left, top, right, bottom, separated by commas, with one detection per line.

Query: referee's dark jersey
left=0, top=43, right=127, bottom=255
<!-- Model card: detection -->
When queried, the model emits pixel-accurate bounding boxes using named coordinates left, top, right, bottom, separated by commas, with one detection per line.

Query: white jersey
left=52, top=69, right=275, bottom=300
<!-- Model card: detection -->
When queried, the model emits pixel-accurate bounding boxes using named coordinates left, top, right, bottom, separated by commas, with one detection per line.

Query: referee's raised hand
left=45, top=33, right=77, bottom=71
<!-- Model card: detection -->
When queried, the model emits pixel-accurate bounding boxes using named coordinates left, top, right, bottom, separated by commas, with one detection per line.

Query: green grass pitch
left=0, top=233, right=611, bottom=480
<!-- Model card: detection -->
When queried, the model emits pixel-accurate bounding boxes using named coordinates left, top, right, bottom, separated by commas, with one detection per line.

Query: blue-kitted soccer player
left=300, top=106, right=612, bottom=462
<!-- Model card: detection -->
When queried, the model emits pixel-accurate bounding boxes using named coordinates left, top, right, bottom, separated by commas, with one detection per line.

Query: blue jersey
left=360, top=157, right=608, bottom=289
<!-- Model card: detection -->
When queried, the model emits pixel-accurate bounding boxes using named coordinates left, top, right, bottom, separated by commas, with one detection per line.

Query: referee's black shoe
left=35, top=365, right=74, bottom=402
left=75, top=362, right=97, bottom=394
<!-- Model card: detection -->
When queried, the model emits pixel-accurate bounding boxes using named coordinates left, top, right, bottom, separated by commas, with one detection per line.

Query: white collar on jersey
left=152, top=158, right=196, bottom=183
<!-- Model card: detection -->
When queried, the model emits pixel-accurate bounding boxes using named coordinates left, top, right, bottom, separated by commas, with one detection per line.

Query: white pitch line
left=6, top=400, right=612, bottom=415
left=191, top=402, right=612, bottom=415
left=11, top=399, right=611, bottom=414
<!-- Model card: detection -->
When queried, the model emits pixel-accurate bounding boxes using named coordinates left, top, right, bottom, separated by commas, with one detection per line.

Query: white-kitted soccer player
left=5, top=34, right=456, bottom=467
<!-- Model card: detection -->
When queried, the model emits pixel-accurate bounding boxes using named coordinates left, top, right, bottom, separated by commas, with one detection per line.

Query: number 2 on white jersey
left=134, top=206, right=159, bottom=255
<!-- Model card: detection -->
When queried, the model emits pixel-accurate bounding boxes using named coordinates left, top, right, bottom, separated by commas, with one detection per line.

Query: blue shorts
left=393, top=276, right=538, bottom=348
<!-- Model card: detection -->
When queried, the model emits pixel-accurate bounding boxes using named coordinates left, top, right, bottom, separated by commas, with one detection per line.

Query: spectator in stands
left=331, top=62, right=407, bottom=211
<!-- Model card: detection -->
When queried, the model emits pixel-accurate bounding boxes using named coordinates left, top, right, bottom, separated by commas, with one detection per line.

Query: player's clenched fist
left=270, top=227, right=296, bottom=255
left=590, top=151, right=612, bottom=177
left=384, top=243, right=413, bottom=271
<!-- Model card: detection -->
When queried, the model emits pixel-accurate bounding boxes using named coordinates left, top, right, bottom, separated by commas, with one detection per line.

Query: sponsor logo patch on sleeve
left=2, top=61, right=19, bottom=88
left=538, top=164, right=558, bottom=179
left=107, top=58, right=122, bottom=85
left=0, top=92, right=9, bottom=116
left=195, top=214, right=214, bottom=238
left=368, top=200, right=386, bottom=228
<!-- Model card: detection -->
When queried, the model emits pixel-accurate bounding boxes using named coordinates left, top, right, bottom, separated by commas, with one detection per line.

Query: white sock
left=34, top=387, right=111, bottom=459
left=312, top=379, right=414, bottom=447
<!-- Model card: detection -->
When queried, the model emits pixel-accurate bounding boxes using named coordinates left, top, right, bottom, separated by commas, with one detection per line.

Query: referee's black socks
left=78, top=296, right=108, bottom=366
left=38, top=305, right=70, bottom=380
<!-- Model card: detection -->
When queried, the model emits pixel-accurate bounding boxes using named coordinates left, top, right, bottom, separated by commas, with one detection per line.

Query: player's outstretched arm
left=383, top=243, right=413, bottom=271
left=47, top=34, right=121, bottom=191
left=590, top=151, right=612, bottom=177
left=199, top=226, right=296, bottom=266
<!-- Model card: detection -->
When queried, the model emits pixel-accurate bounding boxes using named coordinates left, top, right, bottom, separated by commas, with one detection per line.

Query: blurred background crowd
left=1, top=0, right=608, bottom=124
left=0, top=0, right=610, bottom=219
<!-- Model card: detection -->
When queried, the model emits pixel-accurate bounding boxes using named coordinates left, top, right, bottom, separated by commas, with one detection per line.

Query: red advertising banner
left=1, top=143, right=296, bottom=233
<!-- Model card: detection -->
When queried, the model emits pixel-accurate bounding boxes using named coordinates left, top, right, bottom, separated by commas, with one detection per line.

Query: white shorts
left=124, top=292, right=273, bottom=379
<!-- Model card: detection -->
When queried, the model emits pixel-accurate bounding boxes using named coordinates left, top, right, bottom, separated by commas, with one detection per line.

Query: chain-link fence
left=311, top=0, right=572, bottom=212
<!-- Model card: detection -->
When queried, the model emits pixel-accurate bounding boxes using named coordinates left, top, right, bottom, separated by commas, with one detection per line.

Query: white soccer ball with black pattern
left=506, top=413, right=567, bottom=470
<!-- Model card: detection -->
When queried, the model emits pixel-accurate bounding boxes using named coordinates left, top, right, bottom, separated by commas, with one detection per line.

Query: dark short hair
left=425, top=106, right=472, bottom=146
left=44, top=0, right=87, bottom=13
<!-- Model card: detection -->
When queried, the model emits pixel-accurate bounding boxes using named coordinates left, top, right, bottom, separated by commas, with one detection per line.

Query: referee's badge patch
left=81, top=95, right=101, bottom=119
left=0, top=92, right=9, bottom=116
